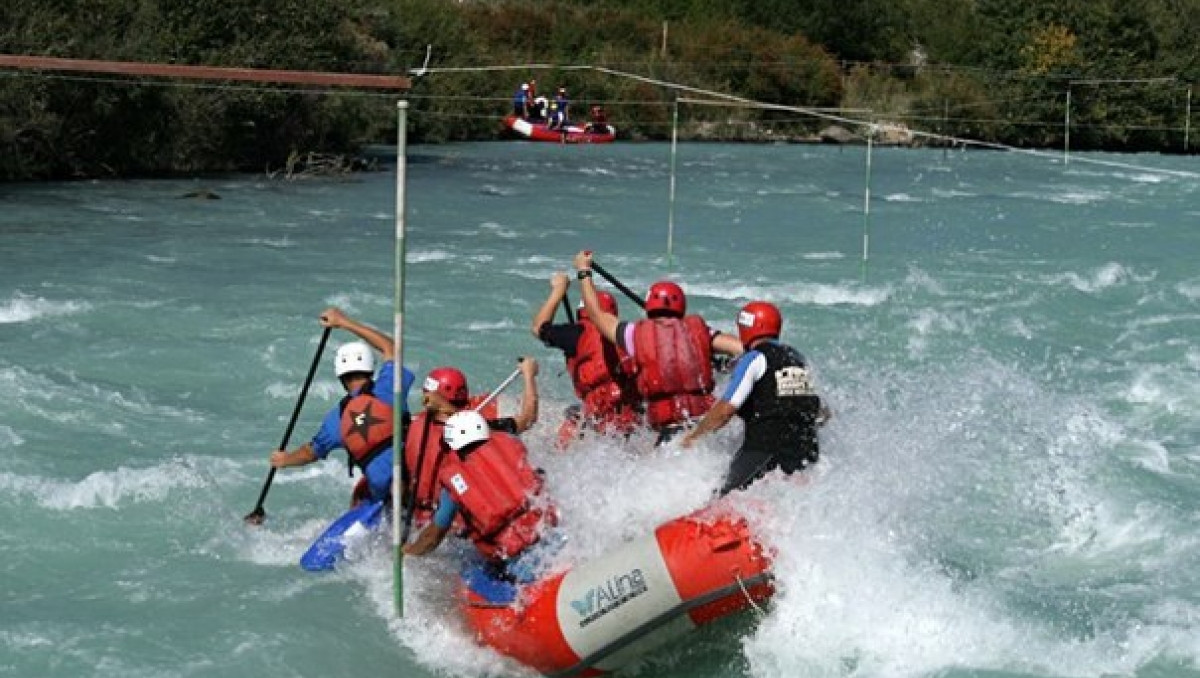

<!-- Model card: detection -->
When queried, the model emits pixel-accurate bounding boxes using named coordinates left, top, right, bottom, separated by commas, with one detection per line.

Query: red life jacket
left=438, top=433, right=556, bottom=561
left=403, top=412, right=448, bottom=520
left=566, top=321, right=640, bottom=431
left=402, top=396, right=501, bottom=525
left=628, top=315, right=715, bottom=428
left=339, top=380, right=394, bottom=475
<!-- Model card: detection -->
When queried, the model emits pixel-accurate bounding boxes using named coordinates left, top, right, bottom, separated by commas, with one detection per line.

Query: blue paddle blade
left=299, top=500, right=386, bottom=572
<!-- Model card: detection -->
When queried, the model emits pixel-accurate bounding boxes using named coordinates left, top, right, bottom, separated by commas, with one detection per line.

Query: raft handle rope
left=734, top=570, right=768, bottom=617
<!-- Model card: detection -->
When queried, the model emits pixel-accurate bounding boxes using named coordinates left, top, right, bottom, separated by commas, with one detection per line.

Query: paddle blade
left=300, top=500, right=387, bottom=572
left=243, top=507, right=266, bottom=526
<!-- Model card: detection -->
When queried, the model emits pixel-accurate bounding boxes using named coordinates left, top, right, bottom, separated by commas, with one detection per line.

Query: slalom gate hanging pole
left=393, top=100, right=410, bottom=618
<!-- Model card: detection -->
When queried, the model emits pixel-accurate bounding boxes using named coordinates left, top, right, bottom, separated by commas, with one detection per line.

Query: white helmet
left=334, top=341, right=375, bottom=377
left=443, top=410, right=490, bottom=451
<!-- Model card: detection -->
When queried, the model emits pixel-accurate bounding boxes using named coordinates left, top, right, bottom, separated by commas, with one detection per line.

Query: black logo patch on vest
left=346, top=401, right=386, bottom=442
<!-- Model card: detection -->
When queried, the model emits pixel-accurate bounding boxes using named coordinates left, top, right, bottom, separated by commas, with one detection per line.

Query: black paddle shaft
left=560, top=293, right=575, bottom=324
left=400, top=412, right=434, bottom=544
left=244, top=326, right=333, bottom=524
left=591, top=262, right=645, bottom=310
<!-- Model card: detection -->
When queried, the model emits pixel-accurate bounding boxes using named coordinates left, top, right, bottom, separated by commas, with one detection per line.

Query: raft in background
left=460, top=504, right=774, bottom=677
left=502, top=115, right=617, bottom=144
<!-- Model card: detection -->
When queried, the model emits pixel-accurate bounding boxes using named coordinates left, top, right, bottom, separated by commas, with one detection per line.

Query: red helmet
left=645, top=280, right=686, bottom=317
left=423, top=367, right=469, bottom=405
left=577, top=291, right=618, bottom=321
left=737, top=301, right=782, bottom=347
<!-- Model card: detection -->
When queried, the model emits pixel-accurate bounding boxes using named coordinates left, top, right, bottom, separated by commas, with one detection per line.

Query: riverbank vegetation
left=1, top=0, right=1196, bottom=180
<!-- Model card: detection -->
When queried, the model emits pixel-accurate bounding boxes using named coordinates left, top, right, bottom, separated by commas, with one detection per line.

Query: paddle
left=590, top=261, right=645, bottom=311
left=399, top=412, right=433, bottom=545
left=244, top=327, right=332, bottom=525
left=398, top=360, right=525, bottom=544
left=560, top=293, right=576, bottom=324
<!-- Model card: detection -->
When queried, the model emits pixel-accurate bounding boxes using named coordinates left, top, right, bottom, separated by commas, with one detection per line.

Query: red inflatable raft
left=459, top=505, right=774, bottom=677
left=503, top=115, right=616, bottom=144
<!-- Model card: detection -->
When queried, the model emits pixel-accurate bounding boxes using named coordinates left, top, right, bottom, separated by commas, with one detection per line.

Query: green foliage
left=0, top=0, right=1195, bottom=179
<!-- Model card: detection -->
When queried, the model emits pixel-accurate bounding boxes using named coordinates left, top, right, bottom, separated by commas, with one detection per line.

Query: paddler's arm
left=320, top=306, right=394, bottom=361
left=572, top=250, right=619, bottom=344
left=511, top=357, right=540, bottom=434
left=711, top=331, right=744, bottom=357
left=403, top=489, right=456, bottom=555
left=531, top=272, right=570, bottom=337
left=270, top=442, right=317, bottom=467
left=402, top=522, right=450, bottom=556
left=680, top=401, right=737, bottom=449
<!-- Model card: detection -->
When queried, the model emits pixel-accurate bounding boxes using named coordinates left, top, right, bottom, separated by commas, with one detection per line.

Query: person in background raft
left=531, top=272, right=641, bottom=446
left=404, top=410, right=563, bottom=583
left=512, top=82, right=531, bottom=119
left=572, top=250, right=743, bottom=446
left=404, top=358, right=540, bottom=528
left=681, top=301, right=831, bottom=495
left=547, top=86, right=570, bottom=130
left=529, top=96, right=548, bottom=123
left=269, top=307, right=415, bottom=507
left=585, top=105, right=608, bottom=134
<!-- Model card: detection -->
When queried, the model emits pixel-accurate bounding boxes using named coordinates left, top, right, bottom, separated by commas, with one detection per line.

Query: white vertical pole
left=1185, top=85, right=1192, bottom=152
left=667, top=97, right=679, bottom=269
left=862, top=127, right=873, bottom=282
left=1064, top=85, right=1072, bottom=164
left=392, top=100, right=409, bottom=618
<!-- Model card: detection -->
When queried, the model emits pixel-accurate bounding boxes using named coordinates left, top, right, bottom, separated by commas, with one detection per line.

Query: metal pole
left=1064, top=85, right=1072, bottom=164
left=862, top=126, right=873, bottom=282
left=942, top=99, right=949, bottom=160
left=393, top=100, right=409, bottom=618
left=667, top=97, right=679, bottom=269
left=1185, top=85, right=1192, bottom=152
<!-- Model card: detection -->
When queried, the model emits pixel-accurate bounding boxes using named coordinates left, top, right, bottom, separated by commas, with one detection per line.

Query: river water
left=2, top=141, right=1198, bottom=678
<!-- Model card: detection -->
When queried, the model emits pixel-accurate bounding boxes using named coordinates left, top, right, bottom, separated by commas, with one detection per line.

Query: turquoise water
left=2, top=142, right=1198, bottom=678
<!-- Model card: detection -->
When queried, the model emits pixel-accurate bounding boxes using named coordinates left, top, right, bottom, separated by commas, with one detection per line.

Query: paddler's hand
left=319, top=307, right=348, bottom=329
left=572, top=250, right=593, bottom=272
left=550, top=271, right=570, bottom=292
left=270, top=444, right=316, bottom=468
left=519, top=356, right=539, bottom=379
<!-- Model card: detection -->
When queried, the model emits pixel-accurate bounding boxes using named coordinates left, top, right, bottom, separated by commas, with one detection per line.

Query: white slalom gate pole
left=393, top=100, right=409, bottom=618
left=862, top=125, right=873, bottom=282
left=667, top=97, right=679, bottom=270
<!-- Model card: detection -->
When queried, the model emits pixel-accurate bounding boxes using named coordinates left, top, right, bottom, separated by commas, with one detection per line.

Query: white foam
left=1178, top=280, right=1200, bottom=301
left=0, top=425, right=24, bottom=447
left=408, top=249, right=454, bottom=263
left=0, top=293, right=90, bottom=324
left=932, top=188, right=977, bottom=198
left=323, top=290, right=389, bottom=313
left=1044, top=262, right=1132, bottom=293
left=882, top=192, right=924, bottom=202
left=465, top=318, right=518, bottom=332
left=687, top=281, right=890, bottom=307
left=479, top=184, right=515, bottom=196
left=0, top=458, right=216, bottom=510
left=479, top=221, right=518, bottom=238
left=240, top=236, right=293, bottom=248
